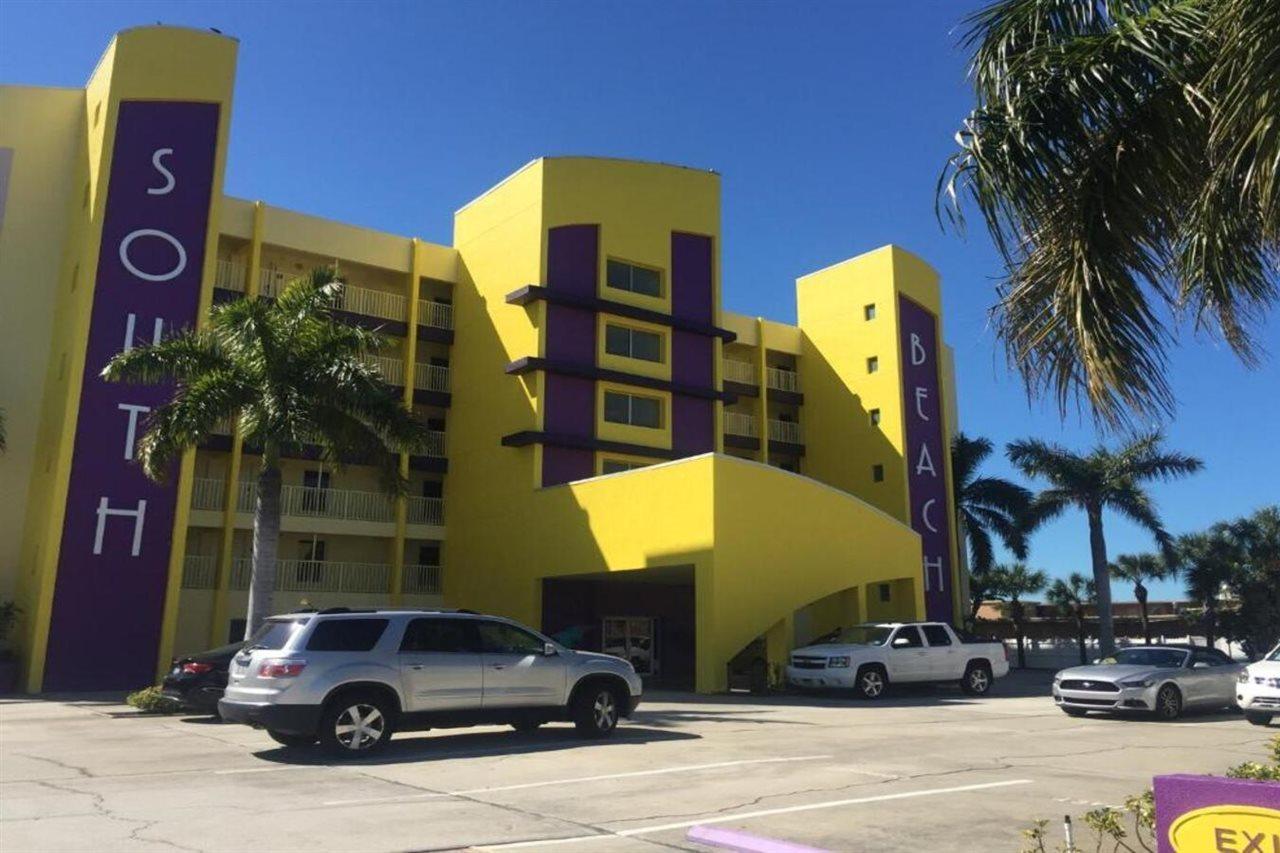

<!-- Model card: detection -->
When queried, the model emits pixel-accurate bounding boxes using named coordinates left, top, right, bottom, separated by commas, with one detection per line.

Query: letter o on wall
left=119, top=228, right=187, bottom=282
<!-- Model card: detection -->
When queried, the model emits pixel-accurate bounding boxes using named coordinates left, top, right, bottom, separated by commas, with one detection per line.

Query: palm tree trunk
left=244, top=444, right=282, bottom=640
left=1135, top=582, right=1150, bottom=645
left=1087, top=505, right=1115, bottom=655
left=1011, top=601, right=1026, bottom=669
left=1076, top=614, right=1087, bottom=665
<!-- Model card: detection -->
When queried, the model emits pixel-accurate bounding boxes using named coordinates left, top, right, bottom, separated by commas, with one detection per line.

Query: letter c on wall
left=119, top=229, right=187, bottom=282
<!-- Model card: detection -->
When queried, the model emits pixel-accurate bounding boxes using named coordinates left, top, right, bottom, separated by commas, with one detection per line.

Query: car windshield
left=1268, top=646, right=1280, bottom=662
left=1098, top=648, right=1188, bottom=668
left=244, top=618, right=309, bottom=651
left=816, top=626, right=894, bottom=646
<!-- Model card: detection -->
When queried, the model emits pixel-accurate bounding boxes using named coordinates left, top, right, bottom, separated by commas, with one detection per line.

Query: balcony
left=723, top=359, right=757, bottom=386
left=367, top=355, right=451, bottom=394
left=418, top=299, right=454, bottom=331
left=724, top=412, right=759, bottom=438
left=190, top=478, right=443, bottom=527
left=766, top=367, right=801, bottom=394
left=180, top=556, right=442, bottom=595
left=215, top=259, right=248, bottom=293
left=768, top=418, right=804, bottom=446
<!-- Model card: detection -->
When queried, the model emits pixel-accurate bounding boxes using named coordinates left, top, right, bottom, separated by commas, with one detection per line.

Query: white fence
left=724, top=412, right=758, bottom=438
left=767, top=418, right=804, bottom=444
left=418, top=300, right=454, bottom=330
left=723, top=359, right=757, bottom=385
left=191, top=478, right=444, bottom=526
left=766, top=367, right=801, bottom=393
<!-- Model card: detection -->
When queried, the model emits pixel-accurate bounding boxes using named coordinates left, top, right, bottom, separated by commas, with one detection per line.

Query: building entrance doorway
left=603, top=617, right=657, bottom=676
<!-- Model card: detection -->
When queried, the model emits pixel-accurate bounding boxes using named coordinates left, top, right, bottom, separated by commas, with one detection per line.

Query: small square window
left=867, top=356, right=879, bottom=373
left=872, top=464, right=885, bottom=482
left=631, top=395, right=662, bottom=428
left=869, top=408, right=881, bottom=426
left=606, top=259, right=661, bottom=298
left=603, top=391, right=630, bottom=424
left=878, top=583, right=891, bottom=602
left=864, top=304, right=876, bottom=321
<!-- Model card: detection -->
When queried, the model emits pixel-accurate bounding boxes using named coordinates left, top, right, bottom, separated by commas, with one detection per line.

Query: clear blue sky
left=3, top=0, right=1276, bottom=602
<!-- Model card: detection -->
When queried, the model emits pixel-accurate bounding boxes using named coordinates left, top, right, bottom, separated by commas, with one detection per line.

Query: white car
left=786, top=622, right=1010, bottom=698
left=1237, top=642, right=1280, bottom=726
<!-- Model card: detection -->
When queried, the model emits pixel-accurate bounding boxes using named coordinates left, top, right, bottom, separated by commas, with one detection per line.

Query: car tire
left=572, top=681, right=622, bottom=738
left=1154, top=684, right=1183, bottom=721
left=854, top=665, right=888, bottom=700
left=319, top=691, right=395, bottom=756
left=1061, top=707, right=1088, bottom=717
left=1245, top=711, right=1273, bottom=726
left=960, top=662, right=993, bottom=696
left=267, top=730, right=317, bottom=748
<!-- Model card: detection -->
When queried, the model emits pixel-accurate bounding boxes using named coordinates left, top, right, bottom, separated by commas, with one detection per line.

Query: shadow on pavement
left=250, top=723, right=700, bottom=767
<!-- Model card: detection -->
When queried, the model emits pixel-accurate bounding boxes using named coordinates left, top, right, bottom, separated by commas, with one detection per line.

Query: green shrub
left=126, top=686, right=181, bottom=714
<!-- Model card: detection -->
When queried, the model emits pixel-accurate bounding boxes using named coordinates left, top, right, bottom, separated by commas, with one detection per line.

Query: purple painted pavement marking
left=687, top=825, right=831, bottom=853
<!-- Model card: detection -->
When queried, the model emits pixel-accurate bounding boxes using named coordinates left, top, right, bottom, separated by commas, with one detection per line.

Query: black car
left=161, top=642, right=243, bottom=714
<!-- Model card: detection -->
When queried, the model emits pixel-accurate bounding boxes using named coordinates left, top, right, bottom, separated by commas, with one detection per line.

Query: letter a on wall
left=43, top=101, right=220, bottom=691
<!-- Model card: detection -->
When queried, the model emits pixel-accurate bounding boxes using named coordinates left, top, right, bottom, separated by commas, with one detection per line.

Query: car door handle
left=410, top=665, right=426, bottom=670
left=490, top=664, right=506, bottom=670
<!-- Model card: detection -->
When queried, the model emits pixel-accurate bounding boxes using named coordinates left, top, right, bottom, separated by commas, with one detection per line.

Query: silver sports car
left=1052, top=645, right=1243, bottom=720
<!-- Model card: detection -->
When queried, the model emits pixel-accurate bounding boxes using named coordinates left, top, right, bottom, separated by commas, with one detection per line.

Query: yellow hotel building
left=0, top=27, right=966, bottom=694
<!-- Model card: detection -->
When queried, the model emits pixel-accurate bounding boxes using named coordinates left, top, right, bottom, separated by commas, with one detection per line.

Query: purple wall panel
left=671, top=232, right=713, bottom=323
left=541, top=446, right=594, bottom=488
left=672, top=397, right=714, bottom=456
left=672, top=331, right=713, bottom=387
left=547, top=225, right=598, bottom=298
left=544, top=304, right=595, bottom=362
left=543, top=374, right=594, bottom=436
left=898, top=295, right=954, bottom=622
left=44, top=101, right=220, bottom=690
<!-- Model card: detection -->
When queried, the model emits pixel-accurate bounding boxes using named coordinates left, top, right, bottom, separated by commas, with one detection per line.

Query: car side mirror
left=1192, top=661, right=1209, bottom=669
left=543, top=642, right=558, bottom=657
left=892, top=637, right=910, bottom=648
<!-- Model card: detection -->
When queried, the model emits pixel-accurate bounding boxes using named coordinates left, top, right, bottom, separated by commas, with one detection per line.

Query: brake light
left=258, top=659, right=307, bottom=678
left=181, top=661, right=215, bottom=675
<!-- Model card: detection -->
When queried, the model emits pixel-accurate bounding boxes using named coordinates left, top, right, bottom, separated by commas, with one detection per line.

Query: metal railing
left=766, top=367, right=801, bottom=393
left=407, top=496, right=444, bottom=526
left=418, top=299, right=454, bottom=330
left=368, top=354, right=406, bottom=386
left=191, top=478, right=443, bottom=526
left=414, top=363, right=450, bottom=393
left=421, top=430, right=446, bottom=458
left=768, top=418, right=804, bottom=445
left=191, top=478, right=226, bottom=511
left=215, top=259, right=247, bottom=293
left=403, top=563, right=442, bottom=595
left=722, top=359, right=757, bottom=385
left=334, top=285, right=407, bottom=323
left=182, top=554, right=217, bottom=589
left=723, top=412, right=759, bottom=438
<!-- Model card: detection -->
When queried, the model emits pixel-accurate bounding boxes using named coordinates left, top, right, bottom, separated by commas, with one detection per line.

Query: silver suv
left=218, top=608, right=643, bottom=755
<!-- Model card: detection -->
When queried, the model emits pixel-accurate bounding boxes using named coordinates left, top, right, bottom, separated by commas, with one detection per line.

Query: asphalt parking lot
left=1, top=671, right=1272, bottom=852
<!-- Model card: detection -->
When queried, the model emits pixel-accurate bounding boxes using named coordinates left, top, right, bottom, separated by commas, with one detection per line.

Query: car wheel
left=319, top=692, right=394, bottom=756
left=1061, top=707, right=1088, bottom=717
left=572, top=682, right=621, bottom=738
left=854, top=665, right=888, bottom=700
left=960, top=662, right=993, bottom=696
left=1154, top=684, right=1183, bottom=721
left=267, top=730, right=317, bottom=748
left=1245, top=711, right=1273, bottom=726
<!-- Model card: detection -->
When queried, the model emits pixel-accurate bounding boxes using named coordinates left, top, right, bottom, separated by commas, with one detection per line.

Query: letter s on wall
left=147, top=147, right=175, bottom=195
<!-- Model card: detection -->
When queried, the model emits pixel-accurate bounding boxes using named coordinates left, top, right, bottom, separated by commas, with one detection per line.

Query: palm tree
left=103, top=269, right=432, bottom=637
left=1109, top=553, right=1173, bottom=645
left=1046, top=573, right=1097, bottom=665
left=1008, top=432, right=1202, bottom=657
left=952, top=432, right=1032, bottom=580
left=940, top=0, right=1280, bottom=427
left=1176, top=528, right=1238, bottom=649
left=1221, top=506, right=1280, bottom=659
left=988, top=562, right=1048, bottom=669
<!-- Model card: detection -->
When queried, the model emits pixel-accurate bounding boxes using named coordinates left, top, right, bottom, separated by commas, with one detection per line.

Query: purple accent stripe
left=44, top=101, right=220, bottom=691
left=671, top=232, right=714, bottom=323
left=686, top=826, right=831, bottom=853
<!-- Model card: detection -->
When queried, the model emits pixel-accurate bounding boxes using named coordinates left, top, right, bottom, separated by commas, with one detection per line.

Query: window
left=870, top=409, right=881, bottom=426
left=399, top=618, right=478, bottom=653
left=602, top=458, right=647, bottom=475
left=864, top=304, right=876, bottom=321
left=872, top=464, right=885, bottom=482
left=891, top=626, right=924, bottom=648
left=878, top=583, right=892, bottom=603
left=603, top=391, right=662, bottom=429
left=422, top=480, right=443, bottom=499
left=867, top=356, right=879, bottom=373
left=245, top=618, right=309, bottom=650
left=477, top=621, right=546, bottom=656
left=922, top=625, right=952, bottom=646
left=1191, top=649, right=1230, bottom=668
left=302, top=470, right=331, bottom=512
left=605, top=324, right=663, bottom=363
left=306, top=618, right=389, bottom=652
left=606, top=259, right=661, bottom=297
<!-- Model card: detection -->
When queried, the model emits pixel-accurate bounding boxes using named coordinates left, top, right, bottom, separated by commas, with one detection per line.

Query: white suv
left=218, top=609, right=643, bottom=755
left=1237, top=642, right=1280, bottom=726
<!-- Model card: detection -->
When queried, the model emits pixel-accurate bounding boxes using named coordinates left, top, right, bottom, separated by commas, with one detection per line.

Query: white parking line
left=473, top=778, right=1035, bottom=850
left=322, top=755, right=833, bottom=806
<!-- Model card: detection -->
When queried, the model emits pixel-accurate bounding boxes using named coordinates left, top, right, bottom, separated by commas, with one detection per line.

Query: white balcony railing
left=191, top=478, right=443, bottom=526
left=766, top=367, right=801, bottom=394
left=418, top=299, right=454, bottom=330
left=368, top=354, right=405, bottom=386
left=182, top=554, right=217, bottom=589
left=768, top=418, right=804, bottom=445
left=403, top=563, right=442, bottom=595
left=722, top=359, right=757, bottom=385
left=335, top=285, right=407, bottom=323
left=414, top=363, right=450, bottom=393
left=421, top=430, right=446, bottom=458
left=723, top=412, right=759, bottom=438
left=215, top=259, right=248, bottom=293
left=224, top=558, right=391, bottom=593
